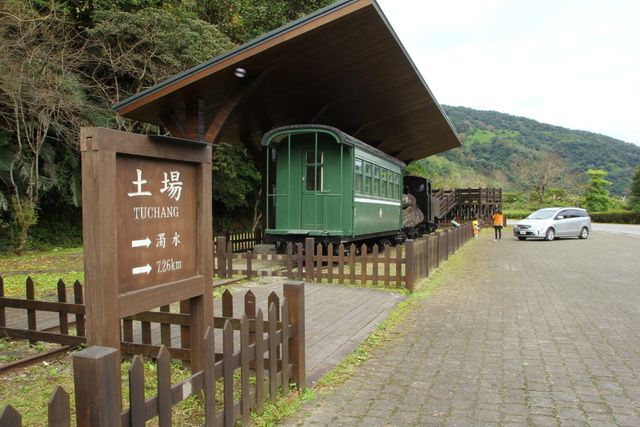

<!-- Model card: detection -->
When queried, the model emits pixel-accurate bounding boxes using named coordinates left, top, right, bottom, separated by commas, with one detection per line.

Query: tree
left=511, top=153, right=577, bottom=209
left=0, top=6, right=91, bottom=252
left=211, top=143, right=261, bottom=233
left=581, top=169, right=613, bottom=212
left=196, top=0, right=336, bottom=44
left=629, top=165, right=640, bottom=212
left=82, top=8, right=235, bottom=131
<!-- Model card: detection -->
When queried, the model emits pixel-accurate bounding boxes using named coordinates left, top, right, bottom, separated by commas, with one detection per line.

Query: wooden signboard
left=81, top=127, right=213, bottom=369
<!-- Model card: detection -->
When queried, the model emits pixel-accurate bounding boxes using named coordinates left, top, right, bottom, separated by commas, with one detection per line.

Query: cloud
left=377, top=0, right=640, bottom=145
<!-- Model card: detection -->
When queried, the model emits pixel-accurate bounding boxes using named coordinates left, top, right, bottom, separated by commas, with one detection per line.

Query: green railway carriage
left=262, top=125, right=406, bottom=247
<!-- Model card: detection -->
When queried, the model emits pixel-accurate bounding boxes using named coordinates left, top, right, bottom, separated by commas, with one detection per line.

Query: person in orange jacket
left=472, top=218, right=480, bottom=239
left=492, top=209, right=505, bottom=241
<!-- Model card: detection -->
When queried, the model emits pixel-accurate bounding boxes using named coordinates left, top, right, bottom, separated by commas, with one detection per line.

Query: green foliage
left=590, top=210, right=640, bottom=224
left=580, top=169, right=613, bottom=212
left=211, top=143, right=262, bottom=233
left=630, top=165, right=640, bottom=212
left=204, top=0, right=335, bottom=44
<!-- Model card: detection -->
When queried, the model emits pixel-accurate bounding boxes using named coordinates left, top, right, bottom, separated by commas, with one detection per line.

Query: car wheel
left=517, top=236, right=527, bottom=241
left=544, top=228, right=555, bottom=241
left=578, top=227, right=589, bottom=239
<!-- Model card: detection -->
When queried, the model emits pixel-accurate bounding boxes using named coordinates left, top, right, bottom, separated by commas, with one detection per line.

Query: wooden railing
left=433, top=188, right=502, bottom=221
left=215, top=222, right=473, bottom=291
left=214, top=228, right=262, bottom=253
left=0, top=281, right=306, bottom=426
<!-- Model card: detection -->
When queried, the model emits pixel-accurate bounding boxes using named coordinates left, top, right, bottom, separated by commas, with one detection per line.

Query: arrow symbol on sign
left=132, top=264, right=153, bottom=275
left=131, top=237, right=152, bottom=248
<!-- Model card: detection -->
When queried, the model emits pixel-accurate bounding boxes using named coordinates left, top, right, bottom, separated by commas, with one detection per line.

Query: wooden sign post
left=81, top=127, right=213, bottom=373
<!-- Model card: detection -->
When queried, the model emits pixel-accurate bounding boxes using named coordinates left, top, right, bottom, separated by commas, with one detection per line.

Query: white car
left=513, top=207, right=591, bottom=241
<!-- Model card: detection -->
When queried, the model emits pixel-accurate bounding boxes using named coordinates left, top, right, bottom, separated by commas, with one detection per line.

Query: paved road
left=282, top=229, right=640, bottom=426
left=591, top=223, right=640, bottom=239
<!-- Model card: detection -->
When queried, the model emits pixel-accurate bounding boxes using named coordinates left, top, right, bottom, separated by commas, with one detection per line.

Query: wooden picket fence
left=215, top=222, right=473, bottom=291
left=214, top=228, right=262, bottom=253
left=0, top=281, right=306, bottom=426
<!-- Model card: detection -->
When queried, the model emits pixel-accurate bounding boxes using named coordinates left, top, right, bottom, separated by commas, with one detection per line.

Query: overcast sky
left=376, top=0, right=640, bottom=146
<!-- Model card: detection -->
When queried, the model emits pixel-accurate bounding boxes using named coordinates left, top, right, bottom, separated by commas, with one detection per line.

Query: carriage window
left=373, top=166, right=380, bottom=196
left=380, top=169, right=387, bottom=197
left=364, top=162, right=372, bottom=194
left=394, top=174, right=400, bottom=198
left=305, top=151, right=324, bottom=191
left=388, top=173, right=395, bottom=199
left=355, top=159, right=363, bottom=193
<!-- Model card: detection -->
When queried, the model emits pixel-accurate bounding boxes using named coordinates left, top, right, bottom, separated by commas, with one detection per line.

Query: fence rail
left=214, top=228, right=262, bottom=253
left=215, top=222, right=473, bottom=291
left=434, top=188, right=502, bottom=222
left=1, top=282, right=305, bottom=426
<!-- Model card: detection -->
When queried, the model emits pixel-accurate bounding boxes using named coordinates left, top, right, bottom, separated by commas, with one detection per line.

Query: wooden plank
left=327, top=244, right=334, bottom=284
left=157, top=346, right=172, bottom=426
left=0, top=297, right=85, bottom=314
left=160, top=305, right=172, bottom=347
left=384, top=246, right=391, bottom=286
left=222, top=320, right=234, bottom=427
left=74, top=280, right=85, bottom=337
left=118, top=276, right=206, bottom=319
left=338, top=244, right=345, bottom=284
left=241, top=315, right=251, bottom=425
left=128, top=356, right=146, bottom=427
left=349, top=244, right=356, bottom=284
left=396, top=243, right=403, bottom=287
left=203, top=328, right=217, bottom=427
left=360, top=244, right=367, bottom=286
left=57, top=280, right=69, bottom=335
left=246, top=250, right=253, bottom=280
left=268, top=302, right=278, bottom=402
left=48, top=385, right=71, bottom=427
left=296, top=243, right=304, bottom=281
left=255, top=309, right=265, bottom=413
left=26, top=277, right=36, bottom=344
left=141, top=322, right=151, bottom=345
left=304, top=239, right=314, bottom=282
left=283, top=282, right=305, bottom=390
left=0, top=327, right=85, bottom=346
left=0, top=404, right=21, bottom=427
left=0, top=276, right=5, bottom=327
left=281, top=299, right=290, bottom=395
left=372, top=245, right=379, bottom=286
left=222, top=289, right=233, bottom=318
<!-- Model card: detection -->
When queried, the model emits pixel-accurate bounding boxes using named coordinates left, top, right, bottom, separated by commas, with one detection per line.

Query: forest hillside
left=411, top=106, right=640, bottom=197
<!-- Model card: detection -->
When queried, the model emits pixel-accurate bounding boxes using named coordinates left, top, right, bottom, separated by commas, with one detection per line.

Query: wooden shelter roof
left=113, top=0, right=461, bottom=164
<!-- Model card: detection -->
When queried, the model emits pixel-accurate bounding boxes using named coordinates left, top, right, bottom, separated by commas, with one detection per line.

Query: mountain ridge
left=417, top=105, right=640, bottom=196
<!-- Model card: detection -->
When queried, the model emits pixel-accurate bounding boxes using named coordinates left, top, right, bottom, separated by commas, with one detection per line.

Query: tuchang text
left=132, top=206, right=180, bottom=220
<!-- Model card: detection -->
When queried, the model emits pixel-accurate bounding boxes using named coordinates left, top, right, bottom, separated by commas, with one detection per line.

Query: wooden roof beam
left=204, top=70, right=270, bottom=145
left=159, top=110, right=186, bottom=139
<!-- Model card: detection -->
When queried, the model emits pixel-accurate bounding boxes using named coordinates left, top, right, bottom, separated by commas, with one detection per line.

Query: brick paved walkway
left=282, top=229, right=640, bottom=426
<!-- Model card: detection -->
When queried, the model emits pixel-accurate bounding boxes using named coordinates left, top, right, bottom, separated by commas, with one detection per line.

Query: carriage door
left=301, top=150, right=325, bottom=229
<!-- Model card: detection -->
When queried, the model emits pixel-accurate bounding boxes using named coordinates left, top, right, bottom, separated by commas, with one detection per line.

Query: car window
left=556, top=210, right=569, bottom=219
left=528, top=209, right=557, bottom=219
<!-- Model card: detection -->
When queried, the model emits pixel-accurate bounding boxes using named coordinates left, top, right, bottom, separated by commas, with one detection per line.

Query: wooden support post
left=304, top=238, right=314, bottom=282
left=405, top=240, right=415, bottom=292
left=283, top=281, right=306, bottom=390
left=425, top=234, right=431, bottom=278
left=73, top=346, right=121, bottom=427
